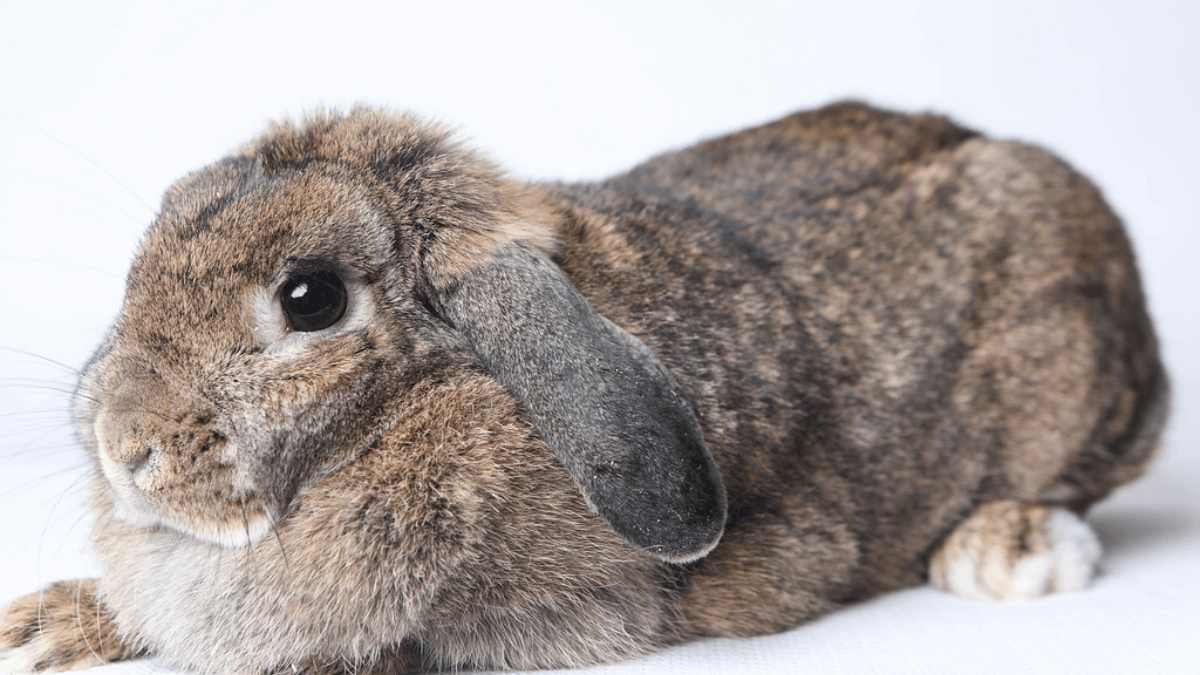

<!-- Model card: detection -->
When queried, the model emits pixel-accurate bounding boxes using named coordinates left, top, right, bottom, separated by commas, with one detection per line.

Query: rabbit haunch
left=0, top=102, right=1166, bottom=674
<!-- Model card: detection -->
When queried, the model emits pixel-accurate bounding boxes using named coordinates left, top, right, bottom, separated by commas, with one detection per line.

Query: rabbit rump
left=0, top=102, right=1166, bottom=674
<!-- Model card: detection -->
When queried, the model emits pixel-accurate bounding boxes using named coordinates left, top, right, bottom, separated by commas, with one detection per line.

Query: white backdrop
left=1, top=2, right=1197, bottom=674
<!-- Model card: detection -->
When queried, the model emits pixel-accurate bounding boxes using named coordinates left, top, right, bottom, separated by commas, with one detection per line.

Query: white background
left=1, top=2, right=1197, bottom=674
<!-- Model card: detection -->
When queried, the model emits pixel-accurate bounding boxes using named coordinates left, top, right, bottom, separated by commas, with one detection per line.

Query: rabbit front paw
left=929, top=501, right=1101, bottom=602
left=0, top=580, right=139, bottom=673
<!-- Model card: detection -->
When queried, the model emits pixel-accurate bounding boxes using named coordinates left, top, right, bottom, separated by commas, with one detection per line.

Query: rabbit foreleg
left=0, top=579, right=140, bottom=673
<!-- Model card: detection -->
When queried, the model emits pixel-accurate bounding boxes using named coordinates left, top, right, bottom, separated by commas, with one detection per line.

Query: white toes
left=0, top=643, right=44, bottom=675
left=1004, top=506, right=1101, bottom=600
left=0, top=641, right=108, bottom=674
left=1041, top=506, right=1102, bottom=594
left=930, top=502, right=1101, bottom=602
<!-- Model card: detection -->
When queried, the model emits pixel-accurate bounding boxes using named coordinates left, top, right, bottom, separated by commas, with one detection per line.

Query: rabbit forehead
left=141, top=161, right=396, bottom=284
left=241, top=108, right=560, bottom=285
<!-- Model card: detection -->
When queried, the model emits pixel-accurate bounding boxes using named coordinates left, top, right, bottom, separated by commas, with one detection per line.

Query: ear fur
left=432, top=242, right=727, bottom=563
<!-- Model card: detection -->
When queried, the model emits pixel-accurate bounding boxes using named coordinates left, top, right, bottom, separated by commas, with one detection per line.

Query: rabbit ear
left=432, top=243, right=726, bottom=563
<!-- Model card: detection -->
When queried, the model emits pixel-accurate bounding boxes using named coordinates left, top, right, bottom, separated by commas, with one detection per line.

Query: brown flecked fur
left=928, top=502, right=1052, bottom=595
left=0, top=102, right=1166, bottom=673
left=0, top=580, right=141, bottom=671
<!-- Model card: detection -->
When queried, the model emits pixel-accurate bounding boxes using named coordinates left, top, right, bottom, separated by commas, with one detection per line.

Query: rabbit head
left=76, top=108, right=726, bottom=563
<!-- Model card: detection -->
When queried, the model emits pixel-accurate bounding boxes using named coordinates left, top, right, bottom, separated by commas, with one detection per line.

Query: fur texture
left=0, top=102, right=1167, bottom=674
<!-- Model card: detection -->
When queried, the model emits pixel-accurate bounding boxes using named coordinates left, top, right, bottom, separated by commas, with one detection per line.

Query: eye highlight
left=280, top=269, right=347, bottom=332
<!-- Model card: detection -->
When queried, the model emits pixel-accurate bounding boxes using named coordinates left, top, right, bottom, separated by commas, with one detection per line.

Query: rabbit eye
left=280, top=269, right=347, bottom=332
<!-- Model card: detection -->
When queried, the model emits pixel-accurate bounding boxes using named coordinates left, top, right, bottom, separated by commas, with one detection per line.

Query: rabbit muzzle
left=90, top=374, right=277, bottom=548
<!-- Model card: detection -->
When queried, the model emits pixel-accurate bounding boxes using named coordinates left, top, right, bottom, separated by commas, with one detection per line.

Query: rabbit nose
left=126, top=446, right=154, bottom=477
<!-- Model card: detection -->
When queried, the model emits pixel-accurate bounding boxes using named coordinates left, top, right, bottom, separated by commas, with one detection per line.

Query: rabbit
left=0, top=101, right=1167, bottom=675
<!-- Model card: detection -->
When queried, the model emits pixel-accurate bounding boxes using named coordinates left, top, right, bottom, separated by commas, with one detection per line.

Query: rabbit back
left=545, top=102, right=1166, bottom=618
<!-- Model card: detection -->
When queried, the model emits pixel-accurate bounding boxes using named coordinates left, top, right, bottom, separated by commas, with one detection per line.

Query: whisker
left=0, top=346, right=93, bottom=381
left=71, top=578, right=105, bottom=666
left=0, top=381, right=95, bottom=400
left=237, top=500, right=266, bottom=597
left=27, top=471, right=92, bottom=584
left=51, top=498, right=99, bottom=564
left=4, top=394, right=99, bottom=412
left=0, top=425, right=83, bottom=458
left=0, top=414, right=77, bottom=433
left=239, top=497, right=256, bottom=576
left=269, top=516, right=295, bottom=639
left=0, top=404, right=78, bottom=416
left=0, top=463, right=89, bottom=502
left=91, top=579, right=109, bottom=663
left=0, top=175, right=149, bottom=234
left=269, top=515, right=292, bottom=593
left=0, top=110, right=155, bottom=216
left=0, top=433, right=84, bottom=457
left=0, top=254, right=126, bottom=283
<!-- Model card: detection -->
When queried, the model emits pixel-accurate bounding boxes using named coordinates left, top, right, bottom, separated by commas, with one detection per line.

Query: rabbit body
left=0, top=103, right=1166, bottom=674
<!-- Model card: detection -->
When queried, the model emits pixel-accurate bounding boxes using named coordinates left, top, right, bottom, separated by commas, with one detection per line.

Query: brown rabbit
left=0, top=102, right=1167, bottom=674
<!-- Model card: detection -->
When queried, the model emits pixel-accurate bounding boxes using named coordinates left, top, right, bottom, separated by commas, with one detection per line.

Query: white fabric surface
left=1, top=2, right=1197, bottom=674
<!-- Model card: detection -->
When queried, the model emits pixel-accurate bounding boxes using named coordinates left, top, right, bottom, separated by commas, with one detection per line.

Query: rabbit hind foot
left=929, top=501, right=1101, bottom=602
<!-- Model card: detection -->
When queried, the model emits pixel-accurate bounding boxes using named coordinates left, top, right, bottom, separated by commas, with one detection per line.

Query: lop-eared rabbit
left=0, top=102, right=1166, bottom=674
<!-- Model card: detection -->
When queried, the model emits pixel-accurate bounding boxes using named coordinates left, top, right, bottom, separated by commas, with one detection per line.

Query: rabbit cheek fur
left=1, top=102, right=1167, bottom=674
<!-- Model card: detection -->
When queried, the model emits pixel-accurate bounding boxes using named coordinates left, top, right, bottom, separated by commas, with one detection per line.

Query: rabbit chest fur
left=0, top=102, right=1166, bottom=674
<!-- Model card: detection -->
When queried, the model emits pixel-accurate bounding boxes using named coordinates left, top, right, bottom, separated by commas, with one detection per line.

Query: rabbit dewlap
left=0, top=102, right=1166, bottom=674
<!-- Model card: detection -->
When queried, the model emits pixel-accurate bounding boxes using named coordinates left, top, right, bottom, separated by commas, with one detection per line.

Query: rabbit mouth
left=93, top=424, right=277, bottom=548
left=98, top=460, right=276, bottom=548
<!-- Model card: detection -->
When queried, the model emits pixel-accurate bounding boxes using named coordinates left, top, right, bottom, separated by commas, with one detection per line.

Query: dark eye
left=280, top=269, right=347, bottom=332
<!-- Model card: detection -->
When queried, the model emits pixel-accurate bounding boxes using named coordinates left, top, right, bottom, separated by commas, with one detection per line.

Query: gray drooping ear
left=432, top=243, right=726, bottom=563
